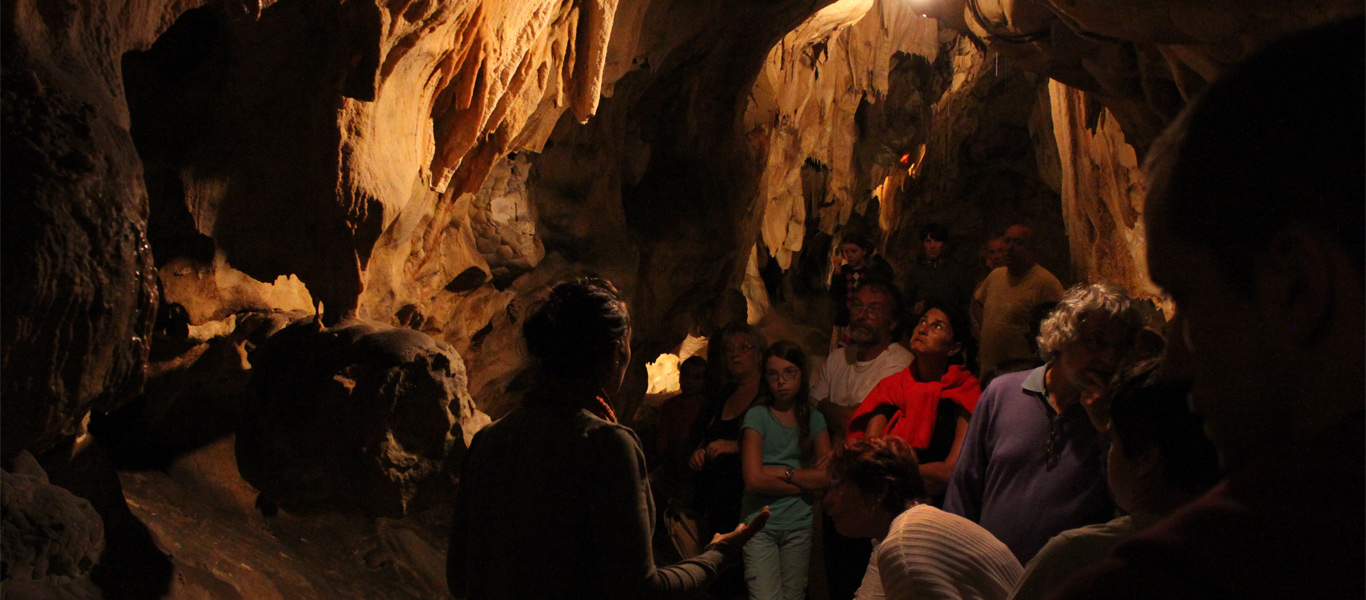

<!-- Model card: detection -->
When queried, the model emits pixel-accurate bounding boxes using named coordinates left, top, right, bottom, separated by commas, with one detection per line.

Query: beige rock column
left=1048, top=80, right=1161, bottom=302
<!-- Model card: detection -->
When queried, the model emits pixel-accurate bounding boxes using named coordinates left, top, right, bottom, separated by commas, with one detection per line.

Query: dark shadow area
left=37, top=439, right=175, bottom=599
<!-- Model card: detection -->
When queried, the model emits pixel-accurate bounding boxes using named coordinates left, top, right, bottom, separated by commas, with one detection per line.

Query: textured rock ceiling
left=2, top=0, right=1362, bottom=595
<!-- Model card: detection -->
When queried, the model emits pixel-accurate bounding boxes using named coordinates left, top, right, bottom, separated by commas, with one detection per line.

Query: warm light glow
left=645, top=334, right=710, bottom=394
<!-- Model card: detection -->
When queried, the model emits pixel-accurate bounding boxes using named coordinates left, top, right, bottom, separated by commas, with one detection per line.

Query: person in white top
left=812, top=279, right=914, bottom=600
left=825, top=436, right=1022, bottom=600
left=811, top=280, right=913, bottom=444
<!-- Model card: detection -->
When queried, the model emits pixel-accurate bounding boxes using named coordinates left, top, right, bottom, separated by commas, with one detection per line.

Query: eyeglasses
left=765, top=367, right=802, bottom=383
left=727, top=343, right=756, bottom=354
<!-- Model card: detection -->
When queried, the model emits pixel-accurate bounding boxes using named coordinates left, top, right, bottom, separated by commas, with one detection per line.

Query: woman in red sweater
left=846, top=303, right=980, bottom=502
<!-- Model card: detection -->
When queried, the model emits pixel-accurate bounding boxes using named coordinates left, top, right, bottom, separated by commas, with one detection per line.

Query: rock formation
left=237, top=320, right=481, bottom=517
left=1, top=452, right=105, bottom=598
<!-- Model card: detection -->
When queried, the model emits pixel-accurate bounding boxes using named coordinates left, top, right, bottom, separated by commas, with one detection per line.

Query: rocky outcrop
left=236, top=320, right=482, bottom=517
left=747, top=0, right=940, bottom=272
left=880, top=34, right=1070, bottom=282
left=1, top=0, right=164, bottom=458
left=1048, top=81, right=1160, bottom=300
left=939, top=0, right=1363, bottom=295
left=1, top=452, right=104, bottom=598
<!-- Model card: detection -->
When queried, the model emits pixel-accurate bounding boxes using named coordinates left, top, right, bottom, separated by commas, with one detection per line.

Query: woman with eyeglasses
left=448, top=279, right=768, bottom=599
left=739, top=340, right=832, bottom=600
left=845, top=303, right=981, bottom=504
left=688, top=323, right=768, bottom=596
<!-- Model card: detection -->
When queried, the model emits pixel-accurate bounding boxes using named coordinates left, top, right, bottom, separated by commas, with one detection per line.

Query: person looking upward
left=846, top=303, right=980, bottom=503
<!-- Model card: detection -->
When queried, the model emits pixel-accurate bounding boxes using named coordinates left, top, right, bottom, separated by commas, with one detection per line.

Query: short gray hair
left=1037, top=283, right=1146, bottom=362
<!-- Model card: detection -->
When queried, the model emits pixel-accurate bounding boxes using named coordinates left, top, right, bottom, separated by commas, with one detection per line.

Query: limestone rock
left=748, top=0, right=940, bottom=270
left=1048, top=81, right=1161, bottom=302
left=91, top=310, right=306, bottom=468
left=1, top=16, right=159, bottom=458
left=1, top=453, right=105, bottom=591
left=877, top=35, right=1071, bottom=285
left=236, top=320, right=480, bottom=517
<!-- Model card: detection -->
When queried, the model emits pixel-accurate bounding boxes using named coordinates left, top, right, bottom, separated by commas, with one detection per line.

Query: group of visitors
left=832, top=216, right=1065, bottom=390
left=445, top=17, right=1362, bottom=600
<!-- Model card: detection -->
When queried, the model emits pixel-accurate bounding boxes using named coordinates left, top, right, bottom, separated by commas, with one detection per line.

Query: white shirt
left=811, top=344, right=913, bottom=407
left=1009, top=513, right=1162, bottom=600
left=857, top=504, right=1023, bottom=600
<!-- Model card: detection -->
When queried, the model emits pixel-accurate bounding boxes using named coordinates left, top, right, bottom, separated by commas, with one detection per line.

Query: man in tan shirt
left=972, top=224, right=1063, bottom=377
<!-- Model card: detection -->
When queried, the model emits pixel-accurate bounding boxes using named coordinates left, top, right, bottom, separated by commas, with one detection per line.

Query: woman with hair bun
left=448, top=278, right=768, bottom=600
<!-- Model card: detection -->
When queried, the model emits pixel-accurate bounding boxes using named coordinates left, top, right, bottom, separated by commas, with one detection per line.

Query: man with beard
left=813, top=280, right=913, bottom=444
left=811, top=279, right=913, bottom=599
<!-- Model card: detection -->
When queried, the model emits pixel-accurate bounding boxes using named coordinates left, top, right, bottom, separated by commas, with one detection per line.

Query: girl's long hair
left=758, top=340, right=815, bottom=466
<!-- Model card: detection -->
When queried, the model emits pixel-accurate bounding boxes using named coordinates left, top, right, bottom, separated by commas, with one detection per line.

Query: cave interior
left=2, top=0, right=1361, bottom=597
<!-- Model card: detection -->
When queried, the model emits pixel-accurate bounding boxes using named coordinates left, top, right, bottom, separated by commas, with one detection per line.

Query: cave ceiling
left=4, top=0, right=1361, bottom=454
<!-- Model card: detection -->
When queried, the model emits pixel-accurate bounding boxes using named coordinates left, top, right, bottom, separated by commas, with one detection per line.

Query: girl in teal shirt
left=739, top=341, right=833, bottom=600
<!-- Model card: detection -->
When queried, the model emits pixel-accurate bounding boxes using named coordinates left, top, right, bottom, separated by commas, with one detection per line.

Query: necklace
left=594, top=395, right=618, bottom=423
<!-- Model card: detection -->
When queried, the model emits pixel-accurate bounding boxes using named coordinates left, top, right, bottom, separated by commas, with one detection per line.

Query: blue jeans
left=743, top=528, right=812, bottom=600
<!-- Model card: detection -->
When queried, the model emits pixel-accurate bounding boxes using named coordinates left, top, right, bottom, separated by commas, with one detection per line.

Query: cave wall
left=0, top=0, right=205, bottom=459
left=1048, top=80, right=1158, bottom=299
left=950, top=0, right=1364, bottom=299
left=745, top=0, right=939, bottom=273
left=879, top=34, right=1070, bottom=284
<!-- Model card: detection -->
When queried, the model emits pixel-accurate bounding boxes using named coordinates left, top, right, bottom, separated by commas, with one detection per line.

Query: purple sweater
left=943, top=366, right=1113, bottom=564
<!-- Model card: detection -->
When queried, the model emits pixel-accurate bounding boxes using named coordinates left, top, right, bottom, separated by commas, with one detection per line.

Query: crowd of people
left=446, top=17, right=1363, bottom=600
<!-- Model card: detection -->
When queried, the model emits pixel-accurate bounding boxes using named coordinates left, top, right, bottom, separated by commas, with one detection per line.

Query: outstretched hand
left=712, top=508, right=770, bottom=549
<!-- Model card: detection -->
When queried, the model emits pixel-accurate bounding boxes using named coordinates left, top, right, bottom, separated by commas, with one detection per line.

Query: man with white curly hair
left=945, top=283, right=1146, bottom=564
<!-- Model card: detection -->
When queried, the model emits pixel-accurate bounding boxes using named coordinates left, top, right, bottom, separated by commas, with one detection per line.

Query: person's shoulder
left=1029, top=264, right=1063, bottom=286
left=660, top=392, right=704, bottom=414
left=883, top=343, right=913, bottom=364
left=742, top=404, right=772, bottom=428
left=981, top=266, right=1008, bottom=290
left=869, top=254, right=894, bottom=273
left=873, top=365, right=914, bottom=389
left=887, top=505, right=979, bottom=544
left=583, top=416, right=643, bottom=453
left=1036, top=518, right=1129, bottom=560
left=980, top=369, right=1031, bottom=399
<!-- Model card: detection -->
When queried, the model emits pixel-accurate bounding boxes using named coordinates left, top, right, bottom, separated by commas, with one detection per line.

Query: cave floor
left=118, top=436, right=453, bottom=599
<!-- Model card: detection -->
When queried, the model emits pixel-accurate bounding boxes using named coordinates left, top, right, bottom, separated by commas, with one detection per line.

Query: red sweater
left=846, top=364, right=980, bottom=447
